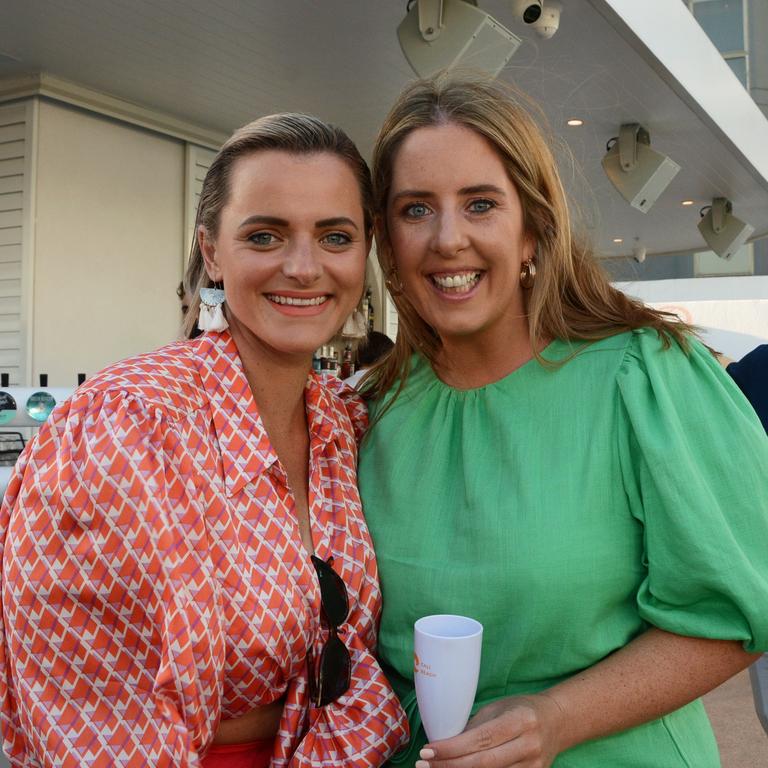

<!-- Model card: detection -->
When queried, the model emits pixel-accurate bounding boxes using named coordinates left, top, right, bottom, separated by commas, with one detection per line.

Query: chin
left=429, top=315, right=486, bottom=339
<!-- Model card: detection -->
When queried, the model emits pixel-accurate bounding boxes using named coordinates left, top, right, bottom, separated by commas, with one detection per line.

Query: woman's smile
left=428, top=270, right=485, bottom=297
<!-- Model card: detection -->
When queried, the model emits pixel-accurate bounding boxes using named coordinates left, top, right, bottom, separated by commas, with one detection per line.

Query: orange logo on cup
left=414, top=652, right=436, bottom=678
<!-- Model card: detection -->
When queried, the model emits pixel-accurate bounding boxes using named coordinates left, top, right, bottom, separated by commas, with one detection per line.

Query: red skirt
left=202, top=738, right=274, bottom=768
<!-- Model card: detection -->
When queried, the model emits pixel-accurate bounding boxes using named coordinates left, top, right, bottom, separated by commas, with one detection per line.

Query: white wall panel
left=33, top=101, right=185, bottom=385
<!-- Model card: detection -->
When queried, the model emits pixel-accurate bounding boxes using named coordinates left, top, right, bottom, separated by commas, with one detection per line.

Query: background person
left=359, top=75, right=768, bottom=768
left=0, top=113, right=407, bottom=767
left=727, top=344, right=768, bottom=431
left=345, top=331, right=395, bottom=389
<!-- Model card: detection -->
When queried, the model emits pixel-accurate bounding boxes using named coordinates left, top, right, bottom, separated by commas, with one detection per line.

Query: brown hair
left=364, top=74, right=691, bottom=399
left=182, top=113, right=373, bottom=338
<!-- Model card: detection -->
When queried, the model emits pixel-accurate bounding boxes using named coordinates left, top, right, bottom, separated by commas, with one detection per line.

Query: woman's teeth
left=267, top=294, right=328, bottom=306
left=431, top=272, right=481, bottom=293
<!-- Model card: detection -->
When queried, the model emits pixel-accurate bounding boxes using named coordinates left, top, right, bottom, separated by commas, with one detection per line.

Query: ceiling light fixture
left=681, top=200, right=695, bottom=206
left=398, top=0, right=521, bottom=78
left=567, top=118, right=584, bottom=127
left=697, top=198, right=754, bottom=260
left=601, top=123, right=681, bottom=213
left=612, top=238, right=624, bottom=244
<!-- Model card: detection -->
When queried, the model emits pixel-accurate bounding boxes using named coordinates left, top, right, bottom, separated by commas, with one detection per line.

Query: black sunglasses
left=307, top=555, right=351, bottom=707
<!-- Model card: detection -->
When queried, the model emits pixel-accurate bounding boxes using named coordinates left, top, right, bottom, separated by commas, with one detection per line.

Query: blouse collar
left=192, top=331, right=342, bottom=497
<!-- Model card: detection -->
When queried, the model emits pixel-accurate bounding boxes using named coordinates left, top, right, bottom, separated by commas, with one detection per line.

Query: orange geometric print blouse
left=0, top=331, right=407, bottom=767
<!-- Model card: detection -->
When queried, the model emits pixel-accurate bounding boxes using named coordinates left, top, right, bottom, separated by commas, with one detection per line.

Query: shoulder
left=616, top=327, right=722, bottom=382
left=75, top=339, right=207, bottom=421
left=311, top=373, right=369, bottom=444
left=612, top=328, right=761, bottom=434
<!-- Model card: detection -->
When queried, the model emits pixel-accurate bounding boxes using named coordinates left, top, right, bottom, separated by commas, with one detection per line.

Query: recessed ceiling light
left=681, top=199, right=695, bottom=206
left=566, top=118, right=584, bottom=127
left=612, top=237, right=624, bottom=244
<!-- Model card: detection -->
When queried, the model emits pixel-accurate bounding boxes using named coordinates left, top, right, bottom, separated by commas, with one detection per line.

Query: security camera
left=531, top=1, right=561, bottom=38
left=511, top=0, right=542, bottom=24
left=602, top=123, right=680, bottom=213
left=698, top=198, right=754, bottom=260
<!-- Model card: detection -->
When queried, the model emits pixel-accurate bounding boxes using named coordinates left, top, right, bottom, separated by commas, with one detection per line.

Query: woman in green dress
left=358, top=75, right=768, bottom=768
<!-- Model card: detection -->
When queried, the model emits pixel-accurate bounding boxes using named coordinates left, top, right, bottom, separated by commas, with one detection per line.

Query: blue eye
left=469, top=199, right=495, bottom=213
left=249, top=232, right=277, bottom=246
left=323, top=232, right=352, bottom=246
left=405, top=203, right=431, bottom=218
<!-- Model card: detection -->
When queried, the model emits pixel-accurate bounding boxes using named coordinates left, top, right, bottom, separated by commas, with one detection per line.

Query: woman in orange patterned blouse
left=0, top=114, right=408, bottom=767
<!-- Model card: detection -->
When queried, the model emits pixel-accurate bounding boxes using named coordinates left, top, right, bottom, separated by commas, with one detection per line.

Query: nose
left=431, top=210, right=469, bottom=257
left=282, top=238, right=322, bottom=285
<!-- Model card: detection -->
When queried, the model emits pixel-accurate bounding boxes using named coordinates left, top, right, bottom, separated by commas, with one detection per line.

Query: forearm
left=547, top=627, right=760, bottom=753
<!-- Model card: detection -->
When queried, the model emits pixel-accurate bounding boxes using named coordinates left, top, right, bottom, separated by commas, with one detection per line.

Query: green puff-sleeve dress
left=358, top=329, right=768, bottom=768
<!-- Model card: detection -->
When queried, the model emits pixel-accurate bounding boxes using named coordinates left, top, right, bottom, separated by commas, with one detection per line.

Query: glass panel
left=693, top=0, right=744, bottom=53
left=725, top=55, right=748, bottom=86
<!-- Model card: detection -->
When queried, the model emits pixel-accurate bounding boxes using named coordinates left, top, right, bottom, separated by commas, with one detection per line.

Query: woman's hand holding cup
left=415, top=693, right=567, bottom=768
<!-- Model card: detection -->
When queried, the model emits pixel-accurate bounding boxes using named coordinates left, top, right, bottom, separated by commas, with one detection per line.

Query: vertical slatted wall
left=0, top=103, right=26, bottom=385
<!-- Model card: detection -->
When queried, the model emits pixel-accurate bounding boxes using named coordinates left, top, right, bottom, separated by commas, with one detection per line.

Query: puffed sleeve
left=617, top=330, right=768, bottom=651
left=0, top=389, right=221, bottom=767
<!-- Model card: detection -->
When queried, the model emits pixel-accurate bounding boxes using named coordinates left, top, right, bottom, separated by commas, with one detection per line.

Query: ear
left=524, top=232, right=537, bottom=262
left=198, top=225, right=222, bottom=282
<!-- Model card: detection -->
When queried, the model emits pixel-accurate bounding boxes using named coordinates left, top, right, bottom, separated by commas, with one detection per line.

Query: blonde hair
left=182, top=113, right=373, bottom=339
left=364, top=74, right=690, bottom=400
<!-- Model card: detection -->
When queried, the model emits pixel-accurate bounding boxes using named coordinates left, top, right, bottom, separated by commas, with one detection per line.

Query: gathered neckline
left=415, top=339, right=563, bottom=395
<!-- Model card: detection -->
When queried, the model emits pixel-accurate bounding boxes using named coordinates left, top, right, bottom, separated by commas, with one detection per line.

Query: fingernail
left=420, top=748, right=436, bottom=760
left=415, top=761, right=430, bottom=768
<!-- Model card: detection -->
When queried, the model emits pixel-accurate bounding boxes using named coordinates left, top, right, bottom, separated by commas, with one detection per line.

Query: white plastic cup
left=414, top=614, right=483, bottom=742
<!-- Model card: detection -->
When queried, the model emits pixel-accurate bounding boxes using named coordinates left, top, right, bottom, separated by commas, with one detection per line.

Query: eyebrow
left=238, top=214, right=359, bottom=231
left=391, top=184, right=507, bottom=203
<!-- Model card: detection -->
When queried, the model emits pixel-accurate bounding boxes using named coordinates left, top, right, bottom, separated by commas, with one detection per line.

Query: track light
left=601, top=124, right=680, bottom=213
left=397, top=0, right=521, bottom=78
left=697, top=198, right=754, bottom=260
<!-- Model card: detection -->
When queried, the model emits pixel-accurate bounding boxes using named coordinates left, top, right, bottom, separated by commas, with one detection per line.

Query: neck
left=228, top=322, right=312, bottom=436
left=433, top=316, right=546, bottom=389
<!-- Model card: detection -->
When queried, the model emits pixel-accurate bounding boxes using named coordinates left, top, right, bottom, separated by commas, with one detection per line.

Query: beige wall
left=32, top=101, right=185, bottom=386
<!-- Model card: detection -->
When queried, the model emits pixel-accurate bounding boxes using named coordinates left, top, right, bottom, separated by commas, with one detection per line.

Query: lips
left=429, top=270, right=483, bottom=294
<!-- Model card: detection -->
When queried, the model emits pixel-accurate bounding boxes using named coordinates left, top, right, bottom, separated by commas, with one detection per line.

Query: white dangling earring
left=197, top=284, right=228, bottom=332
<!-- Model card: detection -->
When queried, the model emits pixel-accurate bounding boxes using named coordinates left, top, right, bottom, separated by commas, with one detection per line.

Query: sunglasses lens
left=317, top=635, right=352, bottom=706
left=312, top=556, right=349, bottom=627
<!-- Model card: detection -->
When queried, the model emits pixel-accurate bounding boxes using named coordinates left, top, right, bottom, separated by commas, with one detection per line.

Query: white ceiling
left=1, top=0, right=767, bottom=258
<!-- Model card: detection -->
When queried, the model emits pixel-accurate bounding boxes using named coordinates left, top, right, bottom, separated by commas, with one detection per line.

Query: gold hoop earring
left=520, top=259, right=536, bottom=289
left=385, top=269, right=404, bottom=297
